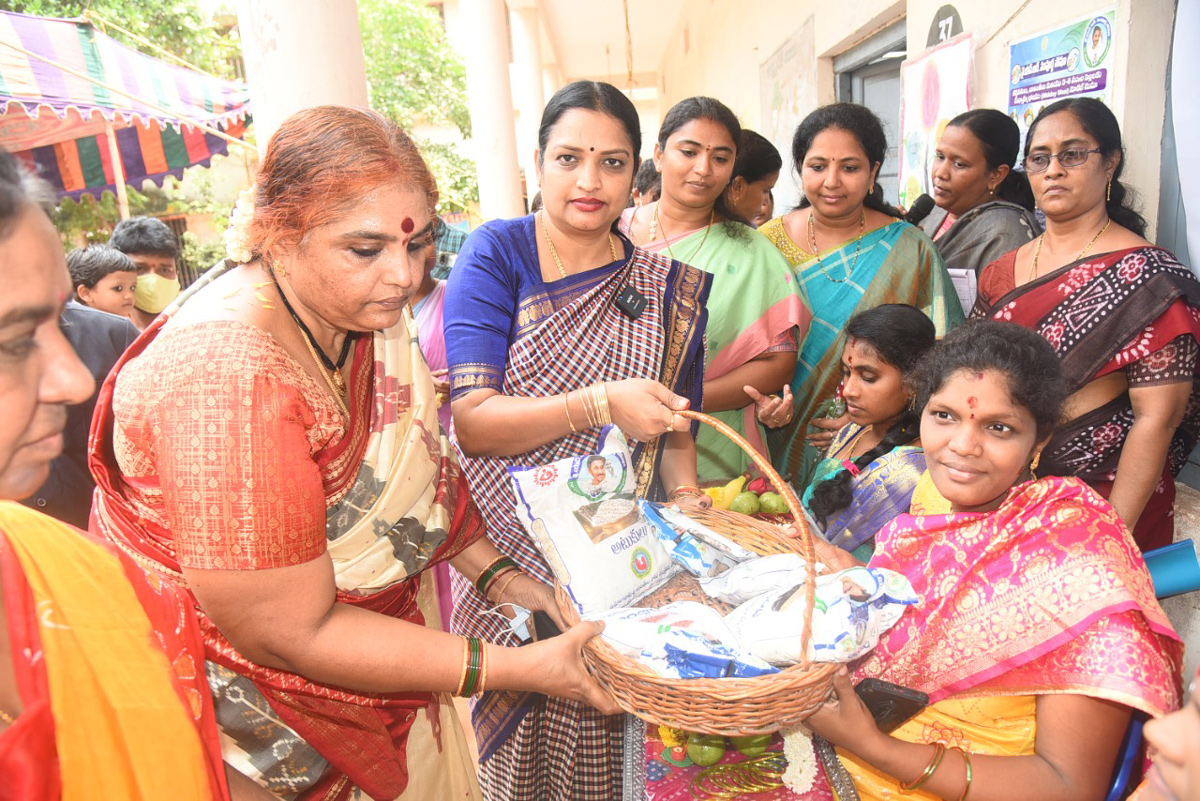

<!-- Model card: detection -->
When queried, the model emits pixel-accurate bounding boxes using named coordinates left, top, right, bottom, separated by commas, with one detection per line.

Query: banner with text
left=1008, top=8, right=1117, bottom=142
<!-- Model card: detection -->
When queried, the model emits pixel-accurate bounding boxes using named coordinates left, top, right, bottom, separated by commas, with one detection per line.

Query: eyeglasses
left=1024, top=147, right=1104, bottom=174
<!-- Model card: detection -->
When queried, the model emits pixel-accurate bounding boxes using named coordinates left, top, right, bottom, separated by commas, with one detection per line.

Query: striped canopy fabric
left=0, top=10, right=250, bottom=201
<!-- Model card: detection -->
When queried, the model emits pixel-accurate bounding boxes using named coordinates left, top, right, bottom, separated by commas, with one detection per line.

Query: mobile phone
left=854, top=678, right=928, bottom=733
left=531, top=610, right=562, bottom=642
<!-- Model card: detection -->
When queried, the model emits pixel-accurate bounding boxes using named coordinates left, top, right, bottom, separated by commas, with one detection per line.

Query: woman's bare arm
left=182, top=556, right=619, bottom=713
left=702, top=351, right=796, bottom=413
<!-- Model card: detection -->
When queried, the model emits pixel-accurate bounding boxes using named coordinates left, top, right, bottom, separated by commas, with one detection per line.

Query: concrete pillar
left=461, top=0, right=525, bottom=219
left=234, top=0, right=369, bottom=158
left=509, top=2, right=545, bottom=200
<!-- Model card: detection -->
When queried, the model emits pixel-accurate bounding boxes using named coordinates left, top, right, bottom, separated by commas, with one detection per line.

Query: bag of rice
left=725, top=566, right=917, bottom=664
left=509, top=425, right=677, bottom=614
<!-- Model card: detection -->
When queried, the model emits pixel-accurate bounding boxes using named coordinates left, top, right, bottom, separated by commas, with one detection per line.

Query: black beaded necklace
left=268, top=269, right=355, bottom=397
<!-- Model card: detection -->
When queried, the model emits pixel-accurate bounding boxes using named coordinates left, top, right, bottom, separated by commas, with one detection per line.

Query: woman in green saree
left=621, top=97, right=809, bottom=481
left=760, top=103, right=963, bottom=489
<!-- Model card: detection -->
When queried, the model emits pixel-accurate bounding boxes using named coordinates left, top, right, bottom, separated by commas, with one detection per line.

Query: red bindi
left=976, top=372, right=984, bottom=380
left=970, top=414, right=975, bottom=420
left=401, top=217, right=415, bottom=234
left=967, top=397, right=977, bottom=409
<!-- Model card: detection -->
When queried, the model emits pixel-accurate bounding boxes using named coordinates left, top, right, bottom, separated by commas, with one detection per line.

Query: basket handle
left=677, top=409, right=818, bottom=665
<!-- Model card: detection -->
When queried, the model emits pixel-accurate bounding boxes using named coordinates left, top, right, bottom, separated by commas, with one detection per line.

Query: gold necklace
left=1028, top=218, right=1111, bottom=283
left=653, top=202, right=714, bottom=264
left=809, top=210, right=866, bottom=283
left=843, top=424, right=872, bottom=459
left=0, top=706, right=14, bottom=725
left=539, top=211, right=618, bottom=279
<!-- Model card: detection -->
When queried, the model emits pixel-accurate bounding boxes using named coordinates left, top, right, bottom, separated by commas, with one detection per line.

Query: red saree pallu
left=974, top=246, right=1200, bottom=550
left=856, top=477, right=1182, bottom=715
left=446, top=224, right=709, bottom=794
left=88, top=262, right=487, bottom=800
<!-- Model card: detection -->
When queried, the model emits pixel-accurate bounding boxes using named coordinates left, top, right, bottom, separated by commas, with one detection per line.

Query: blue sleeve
left=444, top=222, right=522, bottom=399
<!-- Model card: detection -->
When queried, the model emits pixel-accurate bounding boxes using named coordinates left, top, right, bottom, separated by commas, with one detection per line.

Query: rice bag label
left=509, top=425, right=677, bottom=614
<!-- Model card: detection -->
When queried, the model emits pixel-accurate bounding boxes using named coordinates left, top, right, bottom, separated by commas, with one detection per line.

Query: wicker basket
left=554, top=409, right=838, bottom=735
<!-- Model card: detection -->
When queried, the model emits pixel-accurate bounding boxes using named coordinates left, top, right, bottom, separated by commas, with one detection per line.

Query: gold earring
left=272, top=261, right=286, bottom=279
left=1029, top=451, right=1042, bottom=480
left=1106, top=181, right=1112, bottom=202
left=987, top=185, right=995, bottom=195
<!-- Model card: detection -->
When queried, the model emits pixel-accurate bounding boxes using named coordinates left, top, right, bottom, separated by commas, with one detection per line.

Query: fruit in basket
left=686, top=733, right=727, bottom=766
left=731, top=733, right=772, bottom=756
left=708, top=476, right=747, bottom=510
left=746, top=475, right=772, bottom=495
left=759, top=491, right=789, bottom=515
left=729, top=491, right=761, bottom=515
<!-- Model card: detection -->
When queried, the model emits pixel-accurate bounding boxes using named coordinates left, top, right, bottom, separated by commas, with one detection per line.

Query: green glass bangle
left=461, top=637, right=484, bottom=696
left=475, top=556, right=517, bottom=597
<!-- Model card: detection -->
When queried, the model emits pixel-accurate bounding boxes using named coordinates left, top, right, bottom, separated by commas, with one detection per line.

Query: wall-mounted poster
left=760, top=17, right=816, bottom=209
left=898, top=32, right=973, bottom=210
left=1008, top=9, right=1117, bottom=142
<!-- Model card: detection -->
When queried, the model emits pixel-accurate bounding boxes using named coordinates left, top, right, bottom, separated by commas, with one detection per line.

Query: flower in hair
left=224, top=184, right=256, bottom=264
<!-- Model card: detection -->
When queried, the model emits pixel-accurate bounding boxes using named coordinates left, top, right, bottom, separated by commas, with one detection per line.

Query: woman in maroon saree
left=972, top=98, right=1200, bottom=550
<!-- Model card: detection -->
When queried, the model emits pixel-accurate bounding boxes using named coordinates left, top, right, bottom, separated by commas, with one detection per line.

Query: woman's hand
left=430, top=368, right=451, bottom=402
left=607, top=379, right=691, bottom=441
left=500, top=573, right=569, bottom=632
left=804, top=667, right=886, bottom=753
left=746, top=384, right=794, bottom=428
left=670, top=492, right=713, bottom=513
left=525, top=621, right=622, bottom=715
left=806, top=412, right=850, bottom=450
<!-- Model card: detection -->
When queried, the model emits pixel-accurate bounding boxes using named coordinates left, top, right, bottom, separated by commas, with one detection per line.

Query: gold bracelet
left=955, top=748, right=972, bottom=801
left=580, top=384, right=600, bottom=428
left=492, top=571, right=523, bottom=604
left=596, top=382, right=612, bottom=424
left=563, top=391, right=578, bottom=433
left=454, top=637, right=471, bottom=696
left=899, top=743, right=946, bottom=791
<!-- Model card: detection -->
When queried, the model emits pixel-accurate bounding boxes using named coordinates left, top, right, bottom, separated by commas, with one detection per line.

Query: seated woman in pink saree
left=805, top=321, right=1182, bottom=801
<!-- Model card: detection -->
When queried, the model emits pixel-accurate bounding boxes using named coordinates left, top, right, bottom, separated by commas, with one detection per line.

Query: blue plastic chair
left=1103, top=540, right=1200, bottom=800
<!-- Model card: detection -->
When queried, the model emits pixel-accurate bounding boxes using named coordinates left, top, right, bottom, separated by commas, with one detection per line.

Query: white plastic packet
left=725, top=566, right=918, bottom=664
left=509, top=425, right=676, bottom=615
left=590, top=601, right=736, bottom=656
left=591, top=602, right=777, bottom=679
left=698, top=553, right=823, bottom=606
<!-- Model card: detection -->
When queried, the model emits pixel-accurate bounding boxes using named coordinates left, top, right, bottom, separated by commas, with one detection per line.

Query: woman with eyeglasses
left=971, top=97, right=1200, bottom=550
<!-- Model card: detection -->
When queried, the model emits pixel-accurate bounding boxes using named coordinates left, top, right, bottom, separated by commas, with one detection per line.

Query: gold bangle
left=492, top=571, right=523, bottom=604
left=563, top=391, right=578, bottom=433
left=899, top=743, right=946, bottom=791
left=581, top=384, right=600, bottom=428
left=955, top=748, right=972, bottom=801
left=595, top=382, right=612, bottom=425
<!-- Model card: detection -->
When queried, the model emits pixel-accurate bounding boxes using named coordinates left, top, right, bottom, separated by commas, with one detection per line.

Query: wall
left=906, top=0, right=1175, bottom=236
left=653, top=0, right=1176, bottom=235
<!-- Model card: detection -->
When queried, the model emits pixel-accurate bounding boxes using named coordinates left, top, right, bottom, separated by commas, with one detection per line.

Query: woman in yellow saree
left=805, top=321, right=1182, bottom=800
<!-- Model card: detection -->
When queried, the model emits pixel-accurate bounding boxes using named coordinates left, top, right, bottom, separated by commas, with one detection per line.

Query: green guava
left=729, top=491, right=761, bottom=515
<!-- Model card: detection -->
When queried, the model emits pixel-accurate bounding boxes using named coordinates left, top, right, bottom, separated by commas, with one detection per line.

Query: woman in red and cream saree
left=89, top=261, right=487, bottom=799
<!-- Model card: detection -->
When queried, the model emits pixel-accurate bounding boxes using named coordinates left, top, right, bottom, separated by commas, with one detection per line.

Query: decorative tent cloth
left=0, top=10, right=250, bottom=201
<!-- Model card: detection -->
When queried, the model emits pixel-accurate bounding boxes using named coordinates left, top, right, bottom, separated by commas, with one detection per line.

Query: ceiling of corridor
left=534, top=0, right=686, bottom=90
